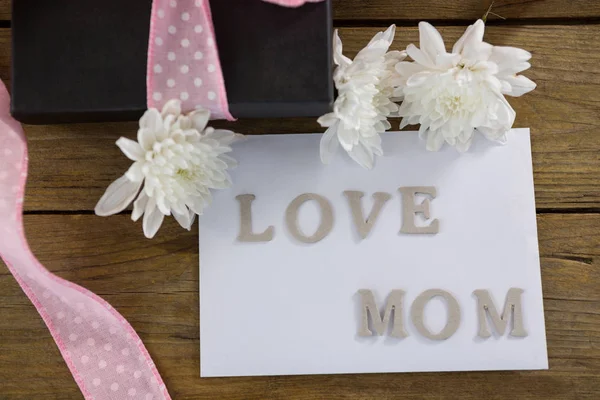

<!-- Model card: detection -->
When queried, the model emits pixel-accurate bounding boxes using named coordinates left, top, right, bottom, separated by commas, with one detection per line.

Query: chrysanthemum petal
left=125, top=161, right=145, bottom=183
left=189, top=108, right=210, bottom=132
left=320, top=123, right=341, bottom=165
left=95, top=175, right=142, bottom=217
left=366, top=25, right=396, bottom=51
left=188, top=195, right=206, bottom=216
left=173, top=208, right=193, bottom=230
left=140, top=108, right=163, bottom=132
left=455, top=135, right=473, bottom=152
left=452, top=19, right=485, bottom=57
left=317, top=112, right=339, bottom=128
left=220, top=154, right=238, bottom=169
left=435, top=53, right=461, bottom=70
left=406, top=44, right=435, bottom=69
left=142, top=197, right=165, bottom=239
left=500, top=75, right=537, bottom=97
left=161, top=99, right=182, bottom=118
left=425, top=130, right=446, bottom=152
left=399, top=117, right=412, bottom=129
left=490, top=46, right=532, bottom=74
left=333, top=29, right=352, bottom=67
left=406, top=71, right=433, bottom=87
left=337, top=124, right=360, bottom=152
left=207, top=129, right=237, bottom=145
left=418, top=21, right=447, bottom=62
left=132, top=192, right=148, bottom=222
left=116, top=137, right=145, bottom=161
left=347, top=143, right=374, bottom=170
left=138, top=128, right=156, bottom=152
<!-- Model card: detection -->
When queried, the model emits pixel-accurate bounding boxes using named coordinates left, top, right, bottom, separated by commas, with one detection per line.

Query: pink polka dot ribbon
left=146, top=0, right=325, bottom=119
left=1, top=2, right=326, bottom=399
left=0, top=79, right=171, bottom=399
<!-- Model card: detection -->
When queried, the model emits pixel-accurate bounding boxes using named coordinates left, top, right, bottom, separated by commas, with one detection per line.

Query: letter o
left=410, top=289, right=461, bottom=340
left=285, top=193, right=334, bottom=244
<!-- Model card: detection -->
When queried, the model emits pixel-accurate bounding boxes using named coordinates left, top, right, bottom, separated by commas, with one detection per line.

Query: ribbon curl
left=1, top=1, right=324, bottom=399
left=0, top=79, right=171, bottom=399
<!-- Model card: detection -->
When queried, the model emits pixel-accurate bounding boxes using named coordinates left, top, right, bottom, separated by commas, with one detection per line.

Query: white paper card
left=199, top=129, right=547, bottom=377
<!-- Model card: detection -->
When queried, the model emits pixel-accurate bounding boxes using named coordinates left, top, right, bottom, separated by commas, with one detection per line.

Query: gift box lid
left=11, top=0, right=333, bottom=124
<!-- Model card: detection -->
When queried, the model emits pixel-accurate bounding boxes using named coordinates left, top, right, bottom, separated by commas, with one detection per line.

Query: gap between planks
left=1, top=18, right=600, bottom=29
left=21, top=209, right=600, bottom=215
left=334, top=17, right=600, bottom=28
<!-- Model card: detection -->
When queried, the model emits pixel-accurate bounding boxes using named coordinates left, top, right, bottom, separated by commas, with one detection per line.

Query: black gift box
left=11, top=0, right=333, bottom=124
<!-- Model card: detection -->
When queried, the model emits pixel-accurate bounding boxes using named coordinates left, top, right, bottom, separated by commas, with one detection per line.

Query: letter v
left=344, top=191, right=391, bottom=239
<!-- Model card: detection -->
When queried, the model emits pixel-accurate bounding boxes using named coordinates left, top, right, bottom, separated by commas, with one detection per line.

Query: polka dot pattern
left=147, top=0, right=232, bottom=120
left=0, top=0, right=329, bottom=397
left=0, top=82, right=171, bottom=400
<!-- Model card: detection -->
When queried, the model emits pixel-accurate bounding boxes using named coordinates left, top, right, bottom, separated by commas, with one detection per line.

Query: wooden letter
left=344, top=191, right=392, bottom=239
left=411, top=289, right=461, bottom=340
left=473, top=288, right=528, bottom=338
left=285, top=193, right=334, bottom=244
left=399, top=186, right=439, bottom=234
left=358, top=289, right=408, bottom=338
left=236, top=194, right=274, bottom=242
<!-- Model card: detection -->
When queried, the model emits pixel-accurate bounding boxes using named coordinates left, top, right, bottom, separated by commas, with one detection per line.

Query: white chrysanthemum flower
left=318, top=25, right=405, bottom=169
left=95, top=99, right=239, bottom=238
left=394, top=19, right=536, bottom=152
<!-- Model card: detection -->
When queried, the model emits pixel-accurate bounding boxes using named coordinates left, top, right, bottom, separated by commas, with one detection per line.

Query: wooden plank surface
left=332, top=0, right=600, bottom=21
left=8, top=25, right=599, bottom=212
left=0, top=0, right=7, bottom=20
left=1, top=1, right=599, bottom=399
left=0, top=213, right=598, bottom=399
left=2, top=1, right=600, bottom=22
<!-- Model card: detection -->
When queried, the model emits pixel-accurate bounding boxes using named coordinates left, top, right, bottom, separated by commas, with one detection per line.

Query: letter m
left=358, top=289, right=407, bottom=338
left=473, top=288, right=528, bottom=338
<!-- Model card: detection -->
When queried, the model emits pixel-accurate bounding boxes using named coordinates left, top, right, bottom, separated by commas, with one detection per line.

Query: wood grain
left=332, top=0, right=600, bottom=21
left=1, top=1, right=599, bottom=399
left=2, top=1, right=600, bottom=21
left=0, top=0, right=6, bottom=20
left=0, top=213, right=598, bottom=399
left=8, top=25, right=599, bottom=212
